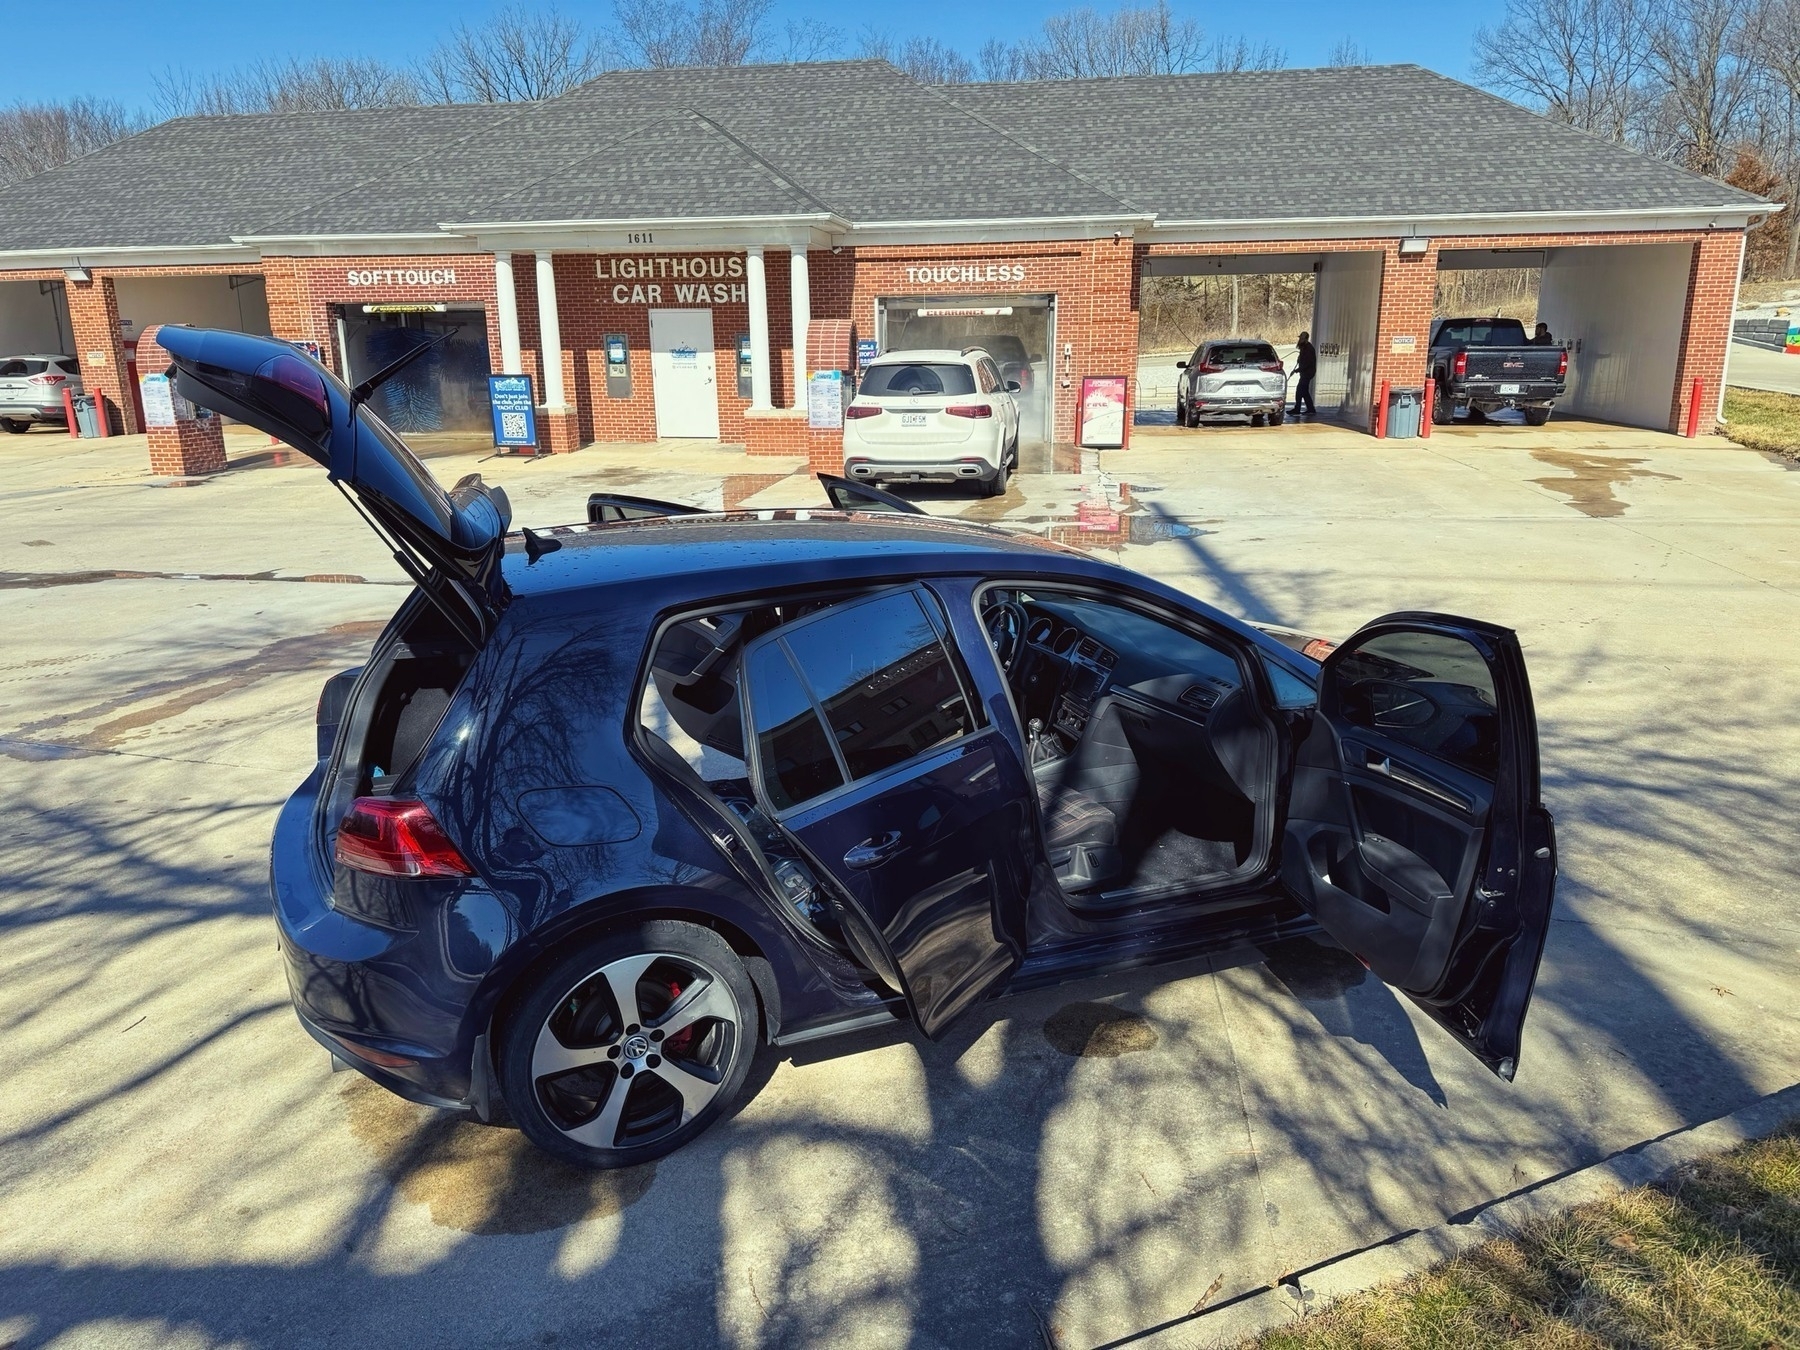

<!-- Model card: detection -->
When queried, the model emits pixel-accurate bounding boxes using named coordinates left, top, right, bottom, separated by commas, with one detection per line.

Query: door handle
left=1365, top=751, right=1392, bottom=775
left=843, top=830, right=903, bottom=870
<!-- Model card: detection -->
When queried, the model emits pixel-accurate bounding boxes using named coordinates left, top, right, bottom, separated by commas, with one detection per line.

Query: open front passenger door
left=1280, top=613, right=1556, bottom=1079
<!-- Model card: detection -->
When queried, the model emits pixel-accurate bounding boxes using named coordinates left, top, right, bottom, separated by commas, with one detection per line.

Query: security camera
left=1112, top=231, right=1122, bottom=242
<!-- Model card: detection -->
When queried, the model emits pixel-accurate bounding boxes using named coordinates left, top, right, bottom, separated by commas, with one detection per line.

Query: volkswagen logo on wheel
left=623, top=1033, right=651, bottom=1060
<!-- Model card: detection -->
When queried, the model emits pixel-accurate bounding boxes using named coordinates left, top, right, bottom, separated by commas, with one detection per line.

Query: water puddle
left=0, top=569, right=387, bottom=590
left=1043, top=1001, right=1159, bottom=1057
left=340, top=1076, right=656, bottom=1235
left=1529, top=449, right=1678, bottom=517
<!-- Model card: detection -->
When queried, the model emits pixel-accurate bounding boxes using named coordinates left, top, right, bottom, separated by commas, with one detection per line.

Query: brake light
left=1259, top=362, right=1284, bottom=373
left=845, top=405, right=882, bottom=419
left=1196, top=363, right=1224, bottom=374
left=1453, top=352, right=1467, bottom=379
left=1300, top=637, right=1338, bottom=662
left=1556, top=349, right=1568, bottom=377
left=945, top=404, right=993, bottom=418
left=334, top=798, right=474, bottom=878
left=25, top=373, right=67, bottom=386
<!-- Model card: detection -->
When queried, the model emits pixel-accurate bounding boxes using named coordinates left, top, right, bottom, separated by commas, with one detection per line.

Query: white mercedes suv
left=842, top=348, right=1021, bottom=497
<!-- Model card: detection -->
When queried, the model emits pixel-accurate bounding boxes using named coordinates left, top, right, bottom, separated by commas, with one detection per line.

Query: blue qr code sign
left=500, top=411, right=529, bottom=441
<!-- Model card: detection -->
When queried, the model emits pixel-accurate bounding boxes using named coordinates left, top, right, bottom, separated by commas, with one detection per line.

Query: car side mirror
left=1175, top=361, right=1187, bottom=369
left=1006, top=380, right=1021, bottom=392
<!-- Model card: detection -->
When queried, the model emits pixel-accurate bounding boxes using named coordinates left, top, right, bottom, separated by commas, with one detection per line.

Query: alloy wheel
left=529, top=950, right=741, bottom=1152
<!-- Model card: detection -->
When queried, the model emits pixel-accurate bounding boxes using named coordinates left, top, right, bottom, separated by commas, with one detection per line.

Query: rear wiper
left=350, top=326, right=460, bottom=409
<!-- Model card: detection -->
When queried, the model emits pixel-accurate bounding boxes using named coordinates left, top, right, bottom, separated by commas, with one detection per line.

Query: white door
left=648, top=308, right=719, bottom=438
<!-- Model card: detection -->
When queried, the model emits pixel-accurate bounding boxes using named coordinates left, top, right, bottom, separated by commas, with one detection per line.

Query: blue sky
left=24, top=0, right=1491, bottom=108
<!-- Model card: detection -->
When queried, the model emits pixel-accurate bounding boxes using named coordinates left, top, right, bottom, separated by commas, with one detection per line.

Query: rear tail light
left=1300, top=638, right=1338, bottom=662
left=1453, top=352, right=1467, bottom=379
left=25, top=373, right=67, bottom=386
left=1196, top=363, right=1224, bottom=374
left=334, top=798, right=474, bottom=878
left=946, top=404, right=993, bottom=419
left=845, top=405, right=882, bottom=419
left=1259, top=362, right=1284, bottom=373
left=1556, top=349, right=1568, bottom=377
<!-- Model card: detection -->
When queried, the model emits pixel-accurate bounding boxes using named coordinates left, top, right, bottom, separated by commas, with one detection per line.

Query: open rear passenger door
left=1280, top=613, right=1556, bottom=1079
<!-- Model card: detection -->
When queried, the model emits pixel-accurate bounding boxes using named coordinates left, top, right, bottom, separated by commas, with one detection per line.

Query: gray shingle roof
left=0, top=60, right=1763, bottom=255
left=943, top=64, right=1764, bottom=219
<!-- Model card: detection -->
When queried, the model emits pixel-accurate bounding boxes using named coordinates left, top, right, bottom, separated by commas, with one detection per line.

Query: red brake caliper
left=662, top=977, right=699, bottom=1058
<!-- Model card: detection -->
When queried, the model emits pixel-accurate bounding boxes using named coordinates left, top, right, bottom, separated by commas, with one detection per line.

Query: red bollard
left=1684, top=378, right=1704, bottom=438
left=1419, top=379, right=1434, bottom=439
left=1374, top=379, right=1391, bottom=438
left=62, top=386, right=78, bottom=439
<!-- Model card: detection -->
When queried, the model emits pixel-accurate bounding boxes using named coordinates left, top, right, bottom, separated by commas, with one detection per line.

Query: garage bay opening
left=876, top=295, right=1054, bottom=448
left=335, top=303, right=493, bottom=435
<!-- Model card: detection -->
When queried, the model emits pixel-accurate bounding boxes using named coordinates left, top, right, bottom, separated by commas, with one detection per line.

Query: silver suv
left=0, top=354, right=83, bottom=433
left=1175, top=339, right=1287, bottom=427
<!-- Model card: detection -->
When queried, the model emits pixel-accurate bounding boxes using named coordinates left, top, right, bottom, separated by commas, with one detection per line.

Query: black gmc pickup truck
left=1429, top=317, right=1567, bottom=426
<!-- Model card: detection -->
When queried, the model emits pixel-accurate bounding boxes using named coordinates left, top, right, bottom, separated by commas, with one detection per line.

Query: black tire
left=499, top=919, right=761, bottom=1169
left=1185, top=401, right=1202, bottom=429
left=1174, top=397, right=1186, bottom=426
left=1431, top=381, right=1453, bottom=425
left=1268, top=409, right=1284, bottom=426
left=1250, top=413, right=1266, bottom=427
left=0, top=418, right=29, bottom=435
left=1524, top=407, right=1552, bottom=426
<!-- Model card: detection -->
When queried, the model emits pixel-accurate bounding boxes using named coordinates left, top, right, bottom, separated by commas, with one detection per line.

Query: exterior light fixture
left=1398, top=237, right=1431, bottom=256
left=64, top=266, right=91, bottom=282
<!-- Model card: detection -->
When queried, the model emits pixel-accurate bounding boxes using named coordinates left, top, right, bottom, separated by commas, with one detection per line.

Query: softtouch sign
left=345, top=267, right=457, bottom=286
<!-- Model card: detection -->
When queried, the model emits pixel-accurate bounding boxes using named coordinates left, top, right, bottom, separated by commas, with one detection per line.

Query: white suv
left=843, top=348, right=1021, bottom=497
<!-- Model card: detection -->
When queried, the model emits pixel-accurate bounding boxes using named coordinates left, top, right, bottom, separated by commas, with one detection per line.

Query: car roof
left=867, top=349, right=978, bottom=365
left=497, top=509, right=1310, bottom=667
left=1, top=353, right=74, bottom=361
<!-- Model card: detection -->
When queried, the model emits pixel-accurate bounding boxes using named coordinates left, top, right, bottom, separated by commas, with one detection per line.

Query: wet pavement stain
left=1260, top=938, right=1367, bottom=1001
left=2, top=619, right=388, bottom=756
left=0, top=568, right=393, bottom=590
left=1528, top=448, right=1678, bottom=517
left=340, top=1076, right=656, bottom=1235
left=1043, top=1002, right=1159, bottom=1056
left=21, top=539, right=52, bottom=547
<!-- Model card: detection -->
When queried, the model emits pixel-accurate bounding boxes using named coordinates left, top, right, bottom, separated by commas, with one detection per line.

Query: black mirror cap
left=1176, top=361, right=1188, bottom=369
left=1006, top=381, right=1021, bottom=392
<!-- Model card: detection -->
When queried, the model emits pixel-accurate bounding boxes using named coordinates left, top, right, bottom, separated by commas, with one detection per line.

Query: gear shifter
left=1027, top=717, right=1049, bottom=766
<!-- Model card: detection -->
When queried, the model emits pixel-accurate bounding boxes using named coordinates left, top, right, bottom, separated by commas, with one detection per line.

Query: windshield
left=1438, top=320, right=1530, bottom=346
left=859, top=363, right=977, bottom=397
left=1206, top=343, right=1280, bottom=367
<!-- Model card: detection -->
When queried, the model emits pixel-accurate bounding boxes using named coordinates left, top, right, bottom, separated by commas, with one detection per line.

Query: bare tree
left=1328, top=38, right=1372, bottom=66
left=1474, top=0, right=1654, bottom=141
left=1011, top=1, right=1213, bottom=78
left=154, top=57, right=420, bottom=117
left=1204, top=36, right=1288, bottom=72
left=418, top=4, right=607, bottom=102
left=0, top=98, right=147, bottom=187
left=1644, top=0, right=1757, bottom=175
left=859, top=32, right=977, bottom=83
left=612, top=0, right=769, bottom=67
left=1745, top=0, right=1800, bottom=268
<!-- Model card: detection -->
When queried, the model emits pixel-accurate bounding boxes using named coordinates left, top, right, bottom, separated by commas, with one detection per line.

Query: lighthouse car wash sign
left=598, top=255, right=747, bottom=306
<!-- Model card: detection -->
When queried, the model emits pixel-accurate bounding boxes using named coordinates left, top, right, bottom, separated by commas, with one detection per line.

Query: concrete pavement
left=1725, top=338, right=1800, bottom=394
left=2, top=418, right=1797, bottom=1348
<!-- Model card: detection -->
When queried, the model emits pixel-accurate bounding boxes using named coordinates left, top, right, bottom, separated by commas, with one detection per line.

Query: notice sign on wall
left=139, top=372, right=193, bottom=427
left=1077, top=375, right=1128, bottom=449
left=488, top=374, right=538, bottom=449
left=1389, top=334, right=1418, bottom=354
left=808, top=370, right=845, bottom=429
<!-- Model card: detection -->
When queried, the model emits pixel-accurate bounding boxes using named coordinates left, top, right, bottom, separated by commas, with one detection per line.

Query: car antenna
left=350, top=326, right=460, bottom=408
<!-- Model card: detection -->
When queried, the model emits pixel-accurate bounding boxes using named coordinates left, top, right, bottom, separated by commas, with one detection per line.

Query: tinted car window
left=780, top=590, right=975, bottom=782
left=1441, top=320, right=1528, bottom=346
left=0, top=360, right=26, bottom=377
left=860, top=363, right=977, bottom=397
left=746, top=645, right=844, bottom=811
left=1332, top=631, right=1498, bottom=779
left=55, top=359, right=79, bottom=374
left=1206, top=343, right=1279, bottom=366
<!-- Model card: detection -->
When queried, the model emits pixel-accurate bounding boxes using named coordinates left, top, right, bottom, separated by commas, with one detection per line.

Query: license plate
left=901, top=413, right=927, bottom=427
left=1498, top=383, right=1521, bottom=394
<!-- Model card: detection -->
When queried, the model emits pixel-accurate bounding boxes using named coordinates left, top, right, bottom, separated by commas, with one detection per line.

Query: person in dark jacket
left=1530, top=322, right=1555, bottom=345
left=1293, top=332, right=1317, bottom=418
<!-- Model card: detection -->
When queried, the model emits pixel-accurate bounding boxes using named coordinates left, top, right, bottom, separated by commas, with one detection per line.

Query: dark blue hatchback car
left=164, top=329, right=1558, bottom=1169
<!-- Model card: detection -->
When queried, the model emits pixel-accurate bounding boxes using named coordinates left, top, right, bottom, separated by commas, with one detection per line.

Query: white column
left=493, top=252, right=522, bottom=375
left=788, top=245, right=811, bottom=410
left=746, top=245, right=772, bottom=410
left=534, top=250, right=565, bottom=409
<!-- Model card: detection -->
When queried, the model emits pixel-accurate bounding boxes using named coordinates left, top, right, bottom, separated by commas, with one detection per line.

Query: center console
left=1052, top=638, right=1117, bottom=740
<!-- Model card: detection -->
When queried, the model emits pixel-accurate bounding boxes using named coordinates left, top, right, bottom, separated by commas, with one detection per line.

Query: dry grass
left=1722, top=388, right=1800, bottom=462
left=1249, top=1123, right=1800, bottom=1349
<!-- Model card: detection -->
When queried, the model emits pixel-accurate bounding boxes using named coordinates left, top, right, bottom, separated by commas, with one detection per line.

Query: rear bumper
left=271, top=768, right=477, bottom=1106
left=844, top=457, right=1000, bottom=484
left=0, top=403, right=68, bottom=423
left=1189, top=394, right=1284, bottom=415
left=1452, top=382, right=1563, bottom=407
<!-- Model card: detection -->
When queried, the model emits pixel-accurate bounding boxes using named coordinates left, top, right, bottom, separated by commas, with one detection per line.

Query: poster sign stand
left=488, top=374, right=538, bottom=454
left=1077, top=375, right=1128, bottom=449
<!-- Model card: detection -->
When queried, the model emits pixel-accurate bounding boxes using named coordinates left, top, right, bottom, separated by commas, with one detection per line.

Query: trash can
left=1386, top=386, right=1422, bottom=440
left=71, top=394, right=101, bottom=439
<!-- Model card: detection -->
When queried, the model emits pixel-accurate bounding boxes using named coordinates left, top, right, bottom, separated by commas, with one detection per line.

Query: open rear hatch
left=158, top=328, right=509, bottom=646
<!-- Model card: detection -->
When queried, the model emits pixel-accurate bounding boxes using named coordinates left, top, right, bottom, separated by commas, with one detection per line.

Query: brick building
left=0, top=62, right=1771, bottom=462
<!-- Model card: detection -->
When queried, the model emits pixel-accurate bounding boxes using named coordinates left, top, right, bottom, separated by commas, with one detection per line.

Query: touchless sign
left=489, top=374, right=537, bottom=449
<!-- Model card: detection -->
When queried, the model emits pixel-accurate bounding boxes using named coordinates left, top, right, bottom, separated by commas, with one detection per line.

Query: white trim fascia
left=0, top=243, right=264, bottom=271
left=1150, top=205, right=1775, bottom=244
left=230, top=233, right=473, bottom=257
left=444, top=213, right=848, bottom=253
left=845, top=215, right=1152, bottom=246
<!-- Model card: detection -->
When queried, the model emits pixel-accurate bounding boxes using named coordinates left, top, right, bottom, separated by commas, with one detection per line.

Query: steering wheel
left=984, top=599, right=1028, bottom=673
